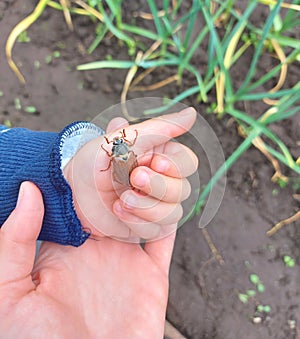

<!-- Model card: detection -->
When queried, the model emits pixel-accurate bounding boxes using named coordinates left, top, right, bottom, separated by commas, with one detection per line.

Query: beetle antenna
left=104, top=136, right=111, bottom=144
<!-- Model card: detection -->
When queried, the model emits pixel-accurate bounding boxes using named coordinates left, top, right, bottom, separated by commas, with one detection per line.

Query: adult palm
left=0, top=182, right=174, bottom=338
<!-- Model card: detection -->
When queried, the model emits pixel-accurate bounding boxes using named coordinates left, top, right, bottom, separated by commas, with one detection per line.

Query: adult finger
left=0, top=182, right=44, bottom=285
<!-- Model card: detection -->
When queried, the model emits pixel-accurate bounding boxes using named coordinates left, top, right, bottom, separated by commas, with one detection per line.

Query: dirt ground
left=0, top=1, right=300, bottom=339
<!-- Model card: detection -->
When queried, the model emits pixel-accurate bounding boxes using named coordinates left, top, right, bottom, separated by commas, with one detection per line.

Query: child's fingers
left=151, top=141, right=198, bottom=178
left=114, top=191, right=183, bottom=225
left=130, top=166, right=191, bottom=203
left=112, top=204, right=161, bottom=239
left=102, top=107, right=196, bottom=154
left=113, top=202, right=177, bottom=241
left=0, top=182, right=44, bottom=285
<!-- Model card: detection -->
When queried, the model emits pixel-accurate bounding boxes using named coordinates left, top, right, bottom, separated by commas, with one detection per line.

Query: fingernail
left=114, top=200, right=123, bottom=214
left=16, top=182, right=25, bottom=208
left=133, top=169, right=149, bottom=188
left=123, top=193, right=137, bottom=210
left=178, top=107, right=196, bottom=116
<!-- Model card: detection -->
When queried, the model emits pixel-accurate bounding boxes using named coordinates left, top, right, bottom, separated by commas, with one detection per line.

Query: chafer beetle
left=100, top=129, right=138, bottom=187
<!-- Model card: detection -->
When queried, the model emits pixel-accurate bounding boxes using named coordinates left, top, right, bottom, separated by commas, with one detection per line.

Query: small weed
left=257, top=284, right=265, bottom=293
left=17, top=30, right=30, bottom=43
left=257, top=304, right=271, bottom=313
left=3, top=119, right=12, bottom=128
left=247, top=290, right=256, bottom=297
left=0, top=91, right=3, bottom=97
left=249, top=273, right=265, bottom=293
left=249, top=274, right=260, bottom=285
left=52, top=50, right=61, bottom=58
left=45, top=50, right=61, bottom=64
left=276, top=177, right=289, bottom=189
left=238, top=289, right=256, bottom=304
left=238, top=293, right=249, bottom=304
left=283, top=255, right=295, bottom=268
left=45, top=54, right=52, bottom=64
left=24, top=106, right=37, bottom=114
left=14, top=97, right=21, bottom=110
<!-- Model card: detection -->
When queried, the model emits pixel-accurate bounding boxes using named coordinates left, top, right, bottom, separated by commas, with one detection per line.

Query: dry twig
left=267, top=210, right=300, bottom=236
left=201, top=228, right=225, bottom=265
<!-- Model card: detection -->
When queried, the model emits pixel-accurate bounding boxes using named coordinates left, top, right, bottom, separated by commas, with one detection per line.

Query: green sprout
left=45, top=51, right=61, bottom=64
left=238, top=293, right=249, bottom=304
left=45, top=54, right=52, bottom=64
left=257, top=284, right=265, bottom=293
left=257, top=304, right=271, bottom=313
left=25, top=106, right=37, bottom=114
left=249, top=274, right=260, bottom=285
left=238, top=289, right=256, bottom=304
left=3, top=119, right=12, bottom=128
left=247, top=290, right=256, bottom=297
left=276, top=177, right=289, bottom=189
left=283, top=255, right=295, bottom=268
left=14, top=97, right=21, bottom=110
left=17, top=30, right=30, bottom=43
left=52, top=50, right=61, bottom=58
left=249, top=274, right=265, bottom=293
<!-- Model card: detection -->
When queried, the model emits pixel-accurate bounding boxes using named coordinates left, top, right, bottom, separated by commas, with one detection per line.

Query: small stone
left=252, top=316, right=262, bottom=324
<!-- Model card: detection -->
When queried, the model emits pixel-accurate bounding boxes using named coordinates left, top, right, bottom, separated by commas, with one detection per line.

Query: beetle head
left=113, top=137, right=124, bottom=146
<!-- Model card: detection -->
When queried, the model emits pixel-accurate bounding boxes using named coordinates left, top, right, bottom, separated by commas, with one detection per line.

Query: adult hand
left=63, top=107, right=198, bottom=241
left=0, top=181, right=176, bottom=338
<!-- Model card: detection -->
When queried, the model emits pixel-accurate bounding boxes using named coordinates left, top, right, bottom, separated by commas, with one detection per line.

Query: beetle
left=100, top=129, right=138, bottom=187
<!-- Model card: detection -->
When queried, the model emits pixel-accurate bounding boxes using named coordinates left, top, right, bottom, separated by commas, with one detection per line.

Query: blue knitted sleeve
left=0, top=122, right=104, bottom=246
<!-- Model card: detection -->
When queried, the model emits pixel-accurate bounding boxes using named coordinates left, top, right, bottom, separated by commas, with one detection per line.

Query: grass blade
left=5, top=0, right=49, bottom=83
left=236, top=0, right=283, bottom=95
left=77, top=60, right=135, bottom=70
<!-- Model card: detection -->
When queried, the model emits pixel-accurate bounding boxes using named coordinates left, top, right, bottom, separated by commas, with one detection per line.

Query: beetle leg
left=121, top=129, right=126, bottom=138
left=131, top=129, right=138, bottom=146
left=101, top=144, right=112, bottom=157
left=123, top=129, right=138, bottom=146
left=100, top=157, right=113, bottom=172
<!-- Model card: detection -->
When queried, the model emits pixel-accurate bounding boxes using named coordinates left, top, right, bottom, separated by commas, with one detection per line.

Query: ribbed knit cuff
left=0, top=125, right=9, bottom=133
left=0, top=122, right=104, bottom=246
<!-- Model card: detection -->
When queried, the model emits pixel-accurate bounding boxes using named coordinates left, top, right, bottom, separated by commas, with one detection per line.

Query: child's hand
left=63, top=107, right=198, bottom=241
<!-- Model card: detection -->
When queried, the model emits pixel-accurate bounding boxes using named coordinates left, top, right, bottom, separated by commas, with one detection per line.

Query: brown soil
left=1, top=1, right=299, bottom=338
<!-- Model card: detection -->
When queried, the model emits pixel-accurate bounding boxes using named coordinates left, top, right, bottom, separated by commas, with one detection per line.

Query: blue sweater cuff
left=0, top=122, right=104, bottom=246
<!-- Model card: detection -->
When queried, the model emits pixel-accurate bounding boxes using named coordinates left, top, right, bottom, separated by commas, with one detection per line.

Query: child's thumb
left=0, top=181, right=44, bottom=285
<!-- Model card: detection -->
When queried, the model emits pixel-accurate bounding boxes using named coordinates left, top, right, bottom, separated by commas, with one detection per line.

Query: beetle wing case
left=112, top=151, right=137, bottom=187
